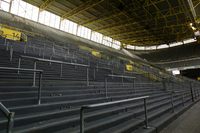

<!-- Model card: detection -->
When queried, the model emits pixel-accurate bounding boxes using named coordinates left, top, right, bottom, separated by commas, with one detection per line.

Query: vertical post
left=10, top=46, right=13, bottom=62
left=182, top=92, right=185, bottom=106
left=133, top=78, right=135, bottom=93
left=38, top=72, right=42, bottom=105
left=171, top=92, right=175, bottom=113
left=93, top=68, right=96, bottom=80
left=144, top=98, right=149, bottom=129
left=6, top=42, right=9, bottom=51
left=86, top=67, right=89, bottom=86
left=80, top=108, right=84, bottom=133
left=122, top=77, right=124, bottom=86
left=60, top=64, right=63, bottom=78
left=190, top=82, right=194, bottom=102
left=105, top=78, right=108, bottom=98
left=7, top=112, right=14, bottom=133
left=17, top=58, right=21, bottom=74
left=33, top=61, right=37, bottom=87
left=162, top=79, right=166, bottom=90
left=24, top=43, right=27, bottom=54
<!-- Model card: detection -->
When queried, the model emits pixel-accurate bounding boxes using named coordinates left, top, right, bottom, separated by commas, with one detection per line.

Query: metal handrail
left=165, top=89, right=191, bottom=112
left=80, top=96, right=150, bottom=133
left=20, top=55, right=90, bottom=86
left=0, top=102, right=14, bottom=133
left=0, top=67, right=43, bottom=105
left=21, top=55, right=89, bottom=67
left=104, top=74, right=136, bottom=97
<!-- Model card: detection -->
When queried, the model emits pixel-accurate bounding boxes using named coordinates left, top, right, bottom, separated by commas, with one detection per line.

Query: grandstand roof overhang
left=23, top=0, right=200, bottom=46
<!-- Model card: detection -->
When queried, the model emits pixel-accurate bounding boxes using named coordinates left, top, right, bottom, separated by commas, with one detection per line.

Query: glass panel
left=91, top=31, right=103, bottom=43
left=0, top=0, right=11, bottom=12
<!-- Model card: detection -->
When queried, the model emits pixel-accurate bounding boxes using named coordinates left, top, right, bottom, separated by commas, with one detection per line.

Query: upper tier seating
left=0, top=36, right=200, bottom=133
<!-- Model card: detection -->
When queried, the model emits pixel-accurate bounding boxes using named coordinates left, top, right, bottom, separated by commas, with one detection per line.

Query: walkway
left=160, top=101, right=200, bottom=133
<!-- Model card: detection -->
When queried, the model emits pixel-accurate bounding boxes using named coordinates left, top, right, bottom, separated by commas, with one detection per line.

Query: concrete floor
left=160, top=101, right=200, bottom=133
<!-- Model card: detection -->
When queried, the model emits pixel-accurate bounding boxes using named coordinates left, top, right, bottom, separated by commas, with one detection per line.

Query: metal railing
left=104, top=74, right=136, bottom=98
left=0, top=67, right=43, bottom=104
left=20, top=55, right=90, bottom=86
left=0, top=102, right=14, bottom=133
left=80, top=96, right=149, bottom=133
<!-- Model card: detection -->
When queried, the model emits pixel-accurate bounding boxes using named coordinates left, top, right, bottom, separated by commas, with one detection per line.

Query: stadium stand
left=0, top=0, right=200, bottom=133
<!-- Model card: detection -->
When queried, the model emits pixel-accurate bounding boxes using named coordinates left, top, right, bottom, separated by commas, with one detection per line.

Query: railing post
left=105, top=78, right=108, bottom=98
left=80, top=108, right=84, bottom=133
left=144, top=98, right=149, bottom=129
left=23, top=43, right=27, bottom=54
left=86, top=67, right=89, bottom=86
left=171, top=92, right=175, bottom=113
left=93, top=68, right=96, bottom=80
left=133, top=78, right=135, bottom=92
left=162, top=79, right=166, bottom=90
left=38, top=72, right=42, bottom=105
left=17, top=58, right=21, bottom=74
left=10, top=46, right=13, bottom=62
left=182, top=92, right=185, bottom=106
left=7, top=112, right=14, bottom=133
left=190, top=82, right=194, bottom=102
left=33, top=61, right=37, bottom=87
left=6, top=41, right=9, bottom=51
left=60, top=64, right=63, bottom=78
left=122, top=77, right=124, bottom=86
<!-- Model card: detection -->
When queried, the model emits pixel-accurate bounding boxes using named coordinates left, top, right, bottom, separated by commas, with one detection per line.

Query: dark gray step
left=2, top=91, right=165, bottom=107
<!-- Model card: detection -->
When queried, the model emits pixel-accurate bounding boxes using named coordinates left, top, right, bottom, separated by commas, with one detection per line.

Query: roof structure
left=23, top=0, right=199, bottom=46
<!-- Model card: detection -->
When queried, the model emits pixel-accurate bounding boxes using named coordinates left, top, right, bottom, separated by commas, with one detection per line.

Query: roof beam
left=107, top=24, right=189, bottom=37
left=39, top=0, right=55, bottom=10
left=81, top=12, right=123, bottom=26
left=61, top=0, right=105, bottom=18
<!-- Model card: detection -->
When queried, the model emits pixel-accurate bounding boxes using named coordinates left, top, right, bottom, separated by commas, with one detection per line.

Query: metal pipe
left=105, top=78, right=108, bottom=98
left=33, top=61, right=37, bottom=87
left=38, top=72, right=42, bottom=105
left=17, top=58, right=21, bottom=74
left=182, top=92, right=185, bottom=106
left=190, top=82, right=194, bottom=102
left=171, top=92, right=175, bottom=113
left=7, top=112, right=14, bottom=133
left=144, top=98, right=149, bottom=129
left=80, top=108, right=84, bottom=133
left=86, top=68, right=89, bottom=86
left=93, top=68, right=96, bottom=80
left=10, top=46, right=13, bottom=62
left=60, top=64, right=63, bottom=78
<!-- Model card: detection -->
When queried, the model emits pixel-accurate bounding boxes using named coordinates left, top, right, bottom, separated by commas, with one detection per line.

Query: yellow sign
left=126, top=64, right=133, bottom=71
left=92, top=50, right=101, bottom=58
left=0, top=25, right=27, bottom=42
left=197, top=77, right=200, bottom=80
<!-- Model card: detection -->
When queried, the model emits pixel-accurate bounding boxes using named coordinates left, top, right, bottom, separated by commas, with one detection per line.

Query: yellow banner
left=126, top=64, right=133, bottom=71
left=0, top=26, right=21, bottom=41
left=92, top=50, right=101, bottom=58
left=197, top=77, right=200, bottom=80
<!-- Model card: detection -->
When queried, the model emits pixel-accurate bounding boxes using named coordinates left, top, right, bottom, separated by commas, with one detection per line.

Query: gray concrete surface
left=160, top=101, right=200, bottom=133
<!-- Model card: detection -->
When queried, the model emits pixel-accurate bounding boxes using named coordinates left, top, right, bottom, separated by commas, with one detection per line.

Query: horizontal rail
left=21, top=55, right=89, bottom=67
left=82, top=96, right=149, bottom=109
left=0, top=67, right=43, bottom=105
left=0, top=102, right=10, bottom=117
left=80, top=96, right=149, bottom=133
left=0, top=66, right=43, bottom=72
left=107, top=74, right=136, bottom=79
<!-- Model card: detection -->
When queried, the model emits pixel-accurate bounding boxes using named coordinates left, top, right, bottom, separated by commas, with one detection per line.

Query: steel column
left=17, top=58, right=21, bottom=74
left=7, top=112, right=14, bottom=133
left=80, top=108, right=84, bottom=133
left=86, top=68, right=89, bottom=86
left=144, top=98, right=149, bottom=129
left=33, top=61, right=37, bottom=87
left=38, top=72, right=42, bottom=105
